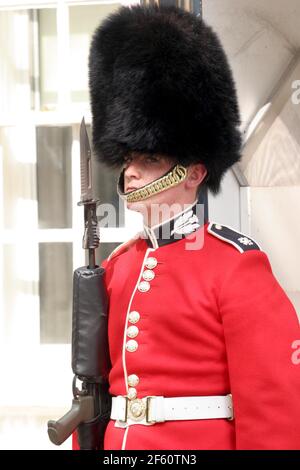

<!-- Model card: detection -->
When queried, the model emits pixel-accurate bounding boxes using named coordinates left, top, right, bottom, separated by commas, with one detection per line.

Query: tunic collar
left=143, top=198, right=207, bottom=249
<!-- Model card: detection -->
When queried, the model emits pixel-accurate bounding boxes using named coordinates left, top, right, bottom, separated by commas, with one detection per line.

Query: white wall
left=205, top=0, right=300, bottom=320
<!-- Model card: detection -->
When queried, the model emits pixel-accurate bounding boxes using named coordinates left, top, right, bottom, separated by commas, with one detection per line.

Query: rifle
left=47, top=118, right=111, bottom=449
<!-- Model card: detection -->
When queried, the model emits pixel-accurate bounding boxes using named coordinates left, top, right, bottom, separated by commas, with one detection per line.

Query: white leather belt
left=111, top=394, right=234, bottom=427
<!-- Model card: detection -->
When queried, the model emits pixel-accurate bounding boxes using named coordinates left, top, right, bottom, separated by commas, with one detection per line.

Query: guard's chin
left=127, top=200, right=148, bottom=216
left=126, top=200, right=142, bottom=210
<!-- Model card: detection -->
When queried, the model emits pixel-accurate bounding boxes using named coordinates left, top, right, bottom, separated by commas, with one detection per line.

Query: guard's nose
left=124, top=160, right=142, bottom=187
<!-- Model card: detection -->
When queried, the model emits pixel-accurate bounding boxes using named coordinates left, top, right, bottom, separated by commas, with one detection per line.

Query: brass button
left=126, top=339, right=138, bottom=352
left=145, top=257, right=157, bottom=269
left=127, top=387, right=137, bottom=400
left=127, top=325, right=139, bottom=338
left=142, top=269, right=155, bottom=281
left=128, top=311, right=140, bottom=324
left=128, top=374, right=140, bottom=387
left=138, top=281, right=150, bottom=292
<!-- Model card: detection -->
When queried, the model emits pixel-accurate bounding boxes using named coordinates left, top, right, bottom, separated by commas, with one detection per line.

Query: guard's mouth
left=126, top=187, right=138, bottom=192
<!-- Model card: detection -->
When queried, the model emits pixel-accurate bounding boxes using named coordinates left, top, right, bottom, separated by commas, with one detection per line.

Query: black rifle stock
left=47, top=118, right=112, bottom=449
left=47, top=266, right=111, bottom=449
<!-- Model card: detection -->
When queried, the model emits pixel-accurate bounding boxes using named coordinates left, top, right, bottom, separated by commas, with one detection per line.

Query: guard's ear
left=186, top=163, right=207, bottom=189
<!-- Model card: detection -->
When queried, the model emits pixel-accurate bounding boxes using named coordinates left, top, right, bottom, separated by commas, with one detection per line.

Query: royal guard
left=74, top=4, right=300, bottom=449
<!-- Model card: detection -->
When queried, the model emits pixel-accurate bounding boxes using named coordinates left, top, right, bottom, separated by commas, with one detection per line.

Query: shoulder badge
left=207, top=222, right=261, bottom=253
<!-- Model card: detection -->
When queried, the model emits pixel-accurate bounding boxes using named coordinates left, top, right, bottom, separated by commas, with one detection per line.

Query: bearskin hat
left=88, top=4, right=242, bottom=195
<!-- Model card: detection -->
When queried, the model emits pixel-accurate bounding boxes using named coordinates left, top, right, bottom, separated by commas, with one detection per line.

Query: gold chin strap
left=121, top=164, right=188, bottom=203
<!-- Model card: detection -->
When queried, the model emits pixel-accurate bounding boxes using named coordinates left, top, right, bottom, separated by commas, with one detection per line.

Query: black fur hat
left=89, top=4, right=242, bottom=194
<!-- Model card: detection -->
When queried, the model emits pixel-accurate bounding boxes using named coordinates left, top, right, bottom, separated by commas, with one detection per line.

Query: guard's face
left=123, top=153, right=188, bottom=223
left=123, top=153, right=174, bottom=193
left=122, top=153, right=207, bottom=226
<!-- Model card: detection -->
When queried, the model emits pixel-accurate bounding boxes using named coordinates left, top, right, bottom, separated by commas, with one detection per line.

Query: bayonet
left=78, top=117, right=100, bottom=268
left=80, top=117, right=93, bottom=202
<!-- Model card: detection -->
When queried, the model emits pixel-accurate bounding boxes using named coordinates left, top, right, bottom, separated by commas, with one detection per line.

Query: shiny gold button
left=145, top=257, right=158, bottom=269
left=128, top=374, right=140, bottom=387
left=128, top=311, right=140, bottom=324
left=126, top=339, right=138, bottom=352
left=142, top=269, right=155, bottom=281
left=127, top=325, right=139, bottom=338
left=127, top=387, right=137, bottom=400
left=138, top=281, right=150, bottom=292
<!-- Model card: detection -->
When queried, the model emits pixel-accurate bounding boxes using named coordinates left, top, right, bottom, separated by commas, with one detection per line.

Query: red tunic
left=73, top=212, right=300, bottom=450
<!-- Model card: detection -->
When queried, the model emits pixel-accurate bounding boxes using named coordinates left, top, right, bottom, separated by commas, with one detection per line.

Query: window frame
left=0, top=1, right=141, bottom=412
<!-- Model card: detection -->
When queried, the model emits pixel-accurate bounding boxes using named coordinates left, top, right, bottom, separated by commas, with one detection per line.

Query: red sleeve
left=219, top=250, right=300, bottom=449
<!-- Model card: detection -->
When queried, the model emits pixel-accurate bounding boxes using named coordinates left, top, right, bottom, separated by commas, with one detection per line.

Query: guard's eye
left=123, top=155, right=160, bottom=167
left=146, top=156, right=159, bottom=162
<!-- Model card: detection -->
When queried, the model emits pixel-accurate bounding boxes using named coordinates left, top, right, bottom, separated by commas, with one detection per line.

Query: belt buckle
left=124, top=396, right=156, bottom=423
left=127, top=397, right=147, bottom=422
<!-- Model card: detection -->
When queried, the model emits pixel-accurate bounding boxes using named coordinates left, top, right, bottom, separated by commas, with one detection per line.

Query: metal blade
left=80, top=117, right=93, bottom=202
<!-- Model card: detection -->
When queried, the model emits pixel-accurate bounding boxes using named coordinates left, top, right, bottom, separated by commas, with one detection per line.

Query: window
left=0, top=1, right=139, bottom=450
